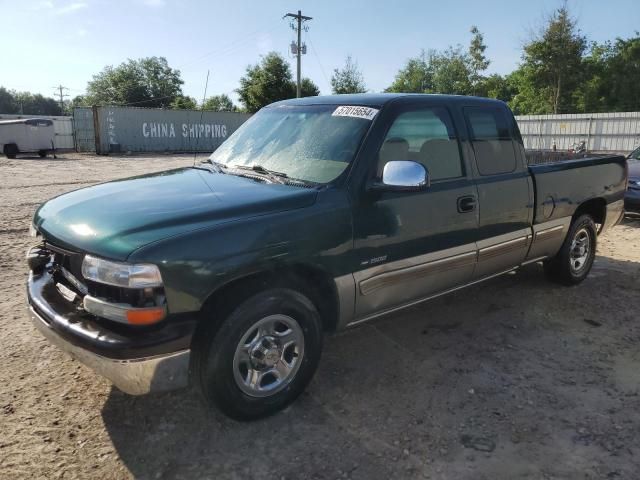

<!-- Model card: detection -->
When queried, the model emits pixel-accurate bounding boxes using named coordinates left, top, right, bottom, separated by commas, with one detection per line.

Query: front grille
left=46, top=242, right=85, bottom=284
left=44, top=240, right=88, bottom=297
left=41, top=238, right=166, bottom=311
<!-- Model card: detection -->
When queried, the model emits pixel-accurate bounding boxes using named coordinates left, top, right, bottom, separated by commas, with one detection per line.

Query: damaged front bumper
left=27, top=267, right=195, bottom=395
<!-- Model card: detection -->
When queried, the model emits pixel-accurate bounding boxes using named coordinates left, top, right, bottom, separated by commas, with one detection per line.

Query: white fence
left=0, top=114, right=74, bottom=150
left=516, top=112, right=640, bottom=153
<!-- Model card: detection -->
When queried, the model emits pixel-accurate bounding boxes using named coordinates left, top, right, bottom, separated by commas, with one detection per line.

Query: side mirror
left=370, top=160, right=429, bottom=192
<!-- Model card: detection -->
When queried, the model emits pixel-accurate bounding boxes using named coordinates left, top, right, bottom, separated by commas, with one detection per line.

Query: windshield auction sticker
left=332, top=106, right=379, bottom=121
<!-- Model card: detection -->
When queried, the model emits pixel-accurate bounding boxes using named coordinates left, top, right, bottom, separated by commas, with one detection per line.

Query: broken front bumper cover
left=27, top=270, right=194, bottom=395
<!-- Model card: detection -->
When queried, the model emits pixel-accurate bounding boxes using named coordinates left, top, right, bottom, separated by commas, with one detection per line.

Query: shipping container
left=79, top=106, right=251, bottom=154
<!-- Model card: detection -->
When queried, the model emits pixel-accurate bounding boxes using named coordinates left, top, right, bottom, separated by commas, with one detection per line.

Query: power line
left=284, top=10, right=312, bottom=98
left=306, top=31, right=331, bottom=93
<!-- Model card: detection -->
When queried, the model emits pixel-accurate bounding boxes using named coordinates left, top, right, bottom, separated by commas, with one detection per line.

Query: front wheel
left=4, top=143, right=18, bottom=159
left=194, top=288, right=323, bottom=420
left=544, top=214, right=597, bottom=285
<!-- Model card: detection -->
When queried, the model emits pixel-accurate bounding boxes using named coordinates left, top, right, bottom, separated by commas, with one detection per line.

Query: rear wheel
left=4, top=143, right=18, bottom=159
left=38, top=150, right=47, bottom=158
left=544, top=214, right=597, bottom=285
left=194, top=288, right=323, bottom=420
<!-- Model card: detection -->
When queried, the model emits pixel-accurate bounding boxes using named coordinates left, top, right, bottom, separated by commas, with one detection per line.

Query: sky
left=1, top=0, right=639, bottom=105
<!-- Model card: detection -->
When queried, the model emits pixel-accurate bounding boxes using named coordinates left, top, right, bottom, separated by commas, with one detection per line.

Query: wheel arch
left=3, top=143, right=18, bottom=155
left=573, top=197, right=606, bottom=233
left=194, top=263, right=340, bottom=346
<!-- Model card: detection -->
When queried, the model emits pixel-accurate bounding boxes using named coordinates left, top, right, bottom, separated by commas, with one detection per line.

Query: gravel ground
left=1, top=153, right=640, bottom=480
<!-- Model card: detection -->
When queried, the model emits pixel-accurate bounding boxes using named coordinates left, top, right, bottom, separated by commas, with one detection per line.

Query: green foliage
left=331, top=56, right=367, bottom=94
left=386, top=28, right=487, bottom=97
left=507, top=68, right=552, bottom=115
left=237, top=52, right=319, bottom=113
left=300, top=77, right=320, bottom=97
left=85, top=56, right=184, bottom=108
left=574, top=36, right=640, bottom=112
left=384, top=8, right=640, bottom=116
left=0, top=87, right=17, bottom=113
left=432, top=46, right=473, bottom=95
left=385, top=50, right=437, bottom=93
left=476, top=74, right=513, bottom=102
left=517, top=7, right=586, bottom=113
left=69, top=95, right=87, bottom=110
left=202, top=94, right=237, bottom=112
left=170, top=95, right=198, bottom=110
left=0, top=87, right=62, bottom=115
left=469, top=26, right=490, bottom=94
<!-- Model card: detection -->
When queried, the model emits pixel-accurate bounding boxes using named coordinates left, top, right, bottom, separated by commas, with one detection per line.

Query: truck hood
left=34, top=168, right=317, bottom=261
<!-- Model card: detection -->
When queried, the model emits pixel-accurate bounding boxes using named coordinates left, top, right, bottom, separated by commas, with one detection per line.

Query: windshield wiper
left=232, top=164, right=289, bottom=178
left=194, top=160, right=226, bottom=174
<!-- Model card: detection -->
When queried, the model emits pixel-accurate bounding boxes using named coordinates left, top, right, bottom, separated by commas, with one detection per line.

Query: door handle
left=457, top=195, right=477, bottom=213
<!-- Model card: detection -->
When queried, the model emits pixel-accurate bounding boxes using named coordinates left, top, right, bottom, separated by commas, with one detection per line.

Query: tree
left=0, top=88, right=62, bottom=115
left=85, top=57, right=184, bottom=108
left=69, top=95, right=88, bottom=110
left=170, top=95, right=197, bottom=110
left=519, top=6, right=586, bottom=113
left=476, top=74, right=513, bottom=102
left=507, top=67, right=550, bottom=115
left=0, top=87, right=17, bottom=113
left=14, top=92, right=62, bottom=115
left=203, top=94, right=237, bottom=111
left=300, top=77, right=320, bottom=97
left=330, top=56, right=366, bottom=94
left=385, top=50, right=437, bottom=93
left=574, top=36, right=640, bottom=113
left=386, top=44, right=474, bottom=96
left=469, top=26, right=490, bottom=95
left=432, top=46, right=473, bottom=95
left=237, top=52, right=320, bottom=113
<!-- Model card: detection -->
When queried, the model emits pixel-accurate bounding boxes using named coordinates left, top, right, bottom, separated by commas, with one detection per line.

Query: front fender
left=127, top=190, right=354, bottom=315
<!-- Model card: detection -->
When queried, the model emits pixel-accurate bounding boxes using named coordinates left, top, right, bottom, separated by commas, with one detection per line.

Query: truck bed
left=528, top=154, right=627, bottom=226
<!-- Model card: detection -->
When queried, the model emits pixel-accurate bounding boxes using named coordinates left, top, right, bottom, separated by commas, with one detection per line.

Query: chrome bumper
left=29, top=305, right=190, bottom=395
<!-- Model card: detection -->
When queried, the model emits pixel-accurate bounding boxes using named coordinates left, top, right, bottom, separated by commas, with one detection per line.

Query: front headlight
left=81, top=255, right=163, bottom=288
left=29, top=222, right=38, bottom=238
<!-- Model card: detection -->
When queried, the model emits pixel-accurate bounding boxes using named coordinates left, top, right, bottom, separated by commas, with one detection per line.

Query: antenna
left=193, top=70, right=210, bottom=167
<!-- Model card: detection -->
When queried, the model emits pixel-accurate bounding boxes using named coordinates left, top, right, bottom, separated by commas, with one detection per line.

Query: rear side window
left=464, top=107, right=517, bottom=176
left=378, top=107, right=463, bottom=181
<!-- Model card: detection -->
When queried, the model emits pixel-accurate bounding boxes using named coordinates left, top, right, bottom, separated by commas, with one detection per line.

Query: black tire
left=194, top=288, right=323, bottom=421
left=38, top=150, right=47, bottom=158
left=4, top=143, right=18, bottom=159
left=543, top=214, right=597, bottom=285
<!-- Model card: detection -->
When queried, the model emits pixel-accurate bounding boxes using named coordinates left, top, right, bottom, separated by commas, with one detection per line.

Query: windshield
left=209, top=104, right=375, bottom=183
left=629, top=146, right=640, bottom=161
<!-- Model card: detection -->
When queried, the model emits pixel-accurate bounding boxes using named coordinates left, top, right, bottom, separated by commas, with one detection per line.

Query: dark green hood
left=34, top=168, right=317, bottom=261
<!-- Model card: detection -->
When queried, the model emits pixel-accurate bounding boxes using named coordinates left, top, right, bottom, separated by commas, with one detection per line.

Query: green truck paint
left=27, top=94, right=628, bottom=414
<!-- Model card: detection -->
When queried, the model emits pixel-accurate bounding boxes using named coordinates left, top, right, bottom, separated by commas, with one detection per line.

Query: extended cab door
left=462, top=105, right=534, bottom=279
left=351, top=102, right=479, bottom=320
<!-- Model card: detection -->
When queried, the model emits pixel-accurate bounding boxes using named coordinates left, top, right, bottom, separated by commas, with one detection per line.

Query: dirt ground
left=1, top=153, right=640, bottom=480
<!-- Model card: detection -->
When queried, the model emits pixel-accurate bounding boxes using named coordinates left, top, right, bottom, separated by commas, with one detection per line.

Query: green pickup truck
left=27, top=94, right=627, bottom=420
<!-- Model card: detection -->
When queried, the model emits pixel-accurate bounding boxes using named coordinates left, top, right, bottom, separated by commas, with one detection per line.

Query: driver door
left=351, top=104, right=479, bottom=319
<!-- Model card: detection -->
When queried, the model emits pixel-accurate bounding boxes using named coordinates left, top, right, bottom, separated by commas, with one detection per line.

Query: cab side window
left=464, top=107, right=517, bottom=176
left=377, top=108, right=464, bottom=181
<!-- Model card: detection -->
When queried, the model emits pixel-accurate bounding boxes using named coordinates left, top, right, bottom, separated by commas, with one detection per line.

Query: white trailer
left=0, top=118, right=56, bottom=158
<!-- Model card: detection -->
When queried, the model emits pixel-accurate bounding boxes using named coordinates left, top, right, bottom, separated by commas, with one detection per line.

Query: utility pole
left=284, top=10, right=312, bottom=98
left=53, top=85, right=69, bottom=114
